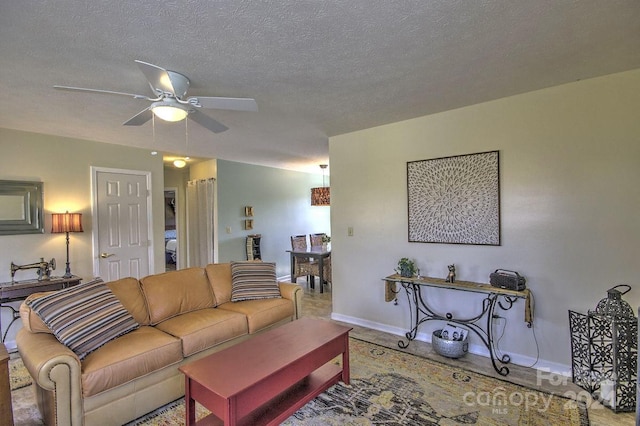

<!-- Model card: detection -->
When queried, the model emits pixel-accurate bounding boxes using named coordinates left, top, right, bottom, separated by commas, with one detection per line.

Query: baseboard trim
left=330, top=312, right=571, bottom=378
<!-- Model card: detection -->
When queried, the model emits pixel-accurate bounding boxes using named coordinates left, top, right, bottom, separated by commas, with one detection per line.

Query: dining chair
left=290, top=235, right=313, bottom=285
left=309, top=233, right=326, bottom=247
left=307, top=233, right=332, bottom=288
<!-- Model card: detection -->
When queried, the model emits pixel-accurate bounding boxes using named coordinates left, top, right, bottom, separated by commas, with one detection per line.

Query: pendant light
left=311, top=164, right=330, bottom=206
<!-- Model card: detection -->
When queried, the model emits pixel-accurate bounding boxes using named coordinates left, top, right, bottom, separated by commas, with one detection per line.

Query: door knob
left=100, top=253, right=114, bottom=259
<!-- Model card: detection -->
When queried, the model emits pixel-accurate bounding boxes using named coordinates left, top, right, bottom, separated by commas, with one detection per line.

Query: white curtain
left=186, top=178, right=216, bottom=267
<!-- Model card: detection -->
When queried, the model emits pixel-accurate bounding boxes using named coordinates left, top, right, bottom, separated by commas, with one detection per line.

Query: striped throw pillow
left=230, top=261, right=281, bottom=302
left=26, top=278, right=139, bottom=360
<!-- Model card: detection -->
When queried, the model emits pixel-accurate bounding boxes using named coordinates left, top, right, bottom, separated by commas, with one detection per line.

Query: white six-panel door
left=92, top=167, right=153, bottom=280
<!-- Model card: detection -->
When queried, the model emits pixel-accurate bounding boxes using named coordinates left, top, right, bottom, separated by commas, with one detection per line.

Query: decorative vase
left=400, top=266, right=413, bottom=278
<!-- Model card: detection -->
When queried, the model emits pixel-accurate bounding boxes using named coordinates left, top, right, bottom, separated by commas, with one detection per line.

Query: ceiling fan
left=54, top=60, right=258, bottom=133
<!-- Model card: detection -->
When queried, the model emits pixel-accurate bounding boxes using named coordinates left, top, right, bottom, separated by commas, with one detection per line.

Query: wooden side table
left=0, top=343, right=13, bottom=425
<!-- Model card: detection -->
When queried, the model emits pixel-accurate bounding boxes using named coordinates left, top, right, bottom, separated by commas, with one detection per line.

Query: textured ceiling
left=1, top=1, right=639, bottom=173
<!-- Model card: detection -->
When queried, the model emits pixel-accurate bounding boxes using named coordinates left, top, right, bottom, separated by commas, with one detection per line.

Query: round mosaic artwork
left=408, top=151, right=500, bottom=245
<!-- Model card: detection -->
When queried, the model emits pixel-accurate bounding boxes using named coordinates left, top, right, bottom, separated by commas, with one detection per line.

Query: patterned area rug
left=125, top=338, right=588, bottom=425
left=9, top=357, right=32, bottom=391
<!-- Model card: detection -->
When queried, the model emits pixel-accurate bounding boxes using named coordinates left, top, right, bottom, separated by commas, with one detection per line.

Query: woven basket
left=432, top=329, right=468, bottom=359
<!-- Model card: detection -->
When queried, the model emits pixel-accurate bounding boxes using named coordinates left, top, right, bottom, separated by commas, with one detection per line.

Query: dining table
left=287, top=245, right=331, bottom=293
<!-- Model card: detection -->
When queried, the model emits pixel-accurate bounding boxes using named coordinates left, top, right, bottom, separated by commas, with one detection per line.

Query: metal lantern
left=569, top=285, right=637, bottom=412
left=594, top=285, right=635, bottom=318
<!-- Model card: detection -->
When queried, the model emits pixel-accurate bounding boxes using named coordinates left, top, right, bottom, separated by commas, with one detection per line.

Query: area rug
left=126, top=338, right=588, bottom=425
left=9, top=357, right=32, bottom=391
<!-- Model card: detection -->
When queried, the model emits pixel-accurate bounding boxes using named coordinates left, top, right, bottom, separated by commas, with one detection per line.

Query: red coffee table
left=178, top=318, right=352, bottom=426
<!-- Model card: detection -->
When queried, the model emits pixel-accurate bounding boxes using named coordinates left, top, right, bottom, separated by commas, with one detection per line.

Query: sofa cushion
left=81, top=326, right=183, bottom=397
left=230, top=261, right=281, bottom=302
left=155, top=308, right=248, bottom=357
left=106, top=277, right=150, bottom=325
left=218, top=298, right=294, bottom=334
left=26, top=278, right=139, bottom=360
left=140, top=268, right=215, bottom=325
left=205, top=263, right=233, bottom=305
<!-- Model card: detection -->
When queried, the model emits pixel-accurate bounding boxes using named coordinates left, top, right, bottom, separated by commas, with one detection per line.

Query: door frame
left=164, top=186, right=180, bottom=269
left=90, top=166, right=155, bottom=278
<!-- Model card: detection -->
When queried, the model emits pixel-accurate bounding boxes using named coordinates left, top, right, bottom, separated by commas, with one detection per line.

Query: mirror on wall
left=0, top=180, right=44, bottom=235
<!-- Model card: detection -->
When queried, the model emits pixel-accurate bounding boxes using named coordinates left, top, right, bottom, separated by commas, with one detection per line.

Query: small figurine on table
left=446, top=264, right=456, bottom=283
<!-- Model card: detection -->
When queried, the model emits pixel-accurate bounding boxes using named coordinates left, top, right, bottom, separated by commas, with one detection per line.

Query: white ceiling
left=1, top=1, right=639, bottom=173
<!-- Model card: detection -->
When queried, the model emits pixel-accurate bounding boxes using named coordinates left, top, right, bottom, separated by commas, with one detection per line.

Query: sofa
left=16, top=262, right=303, bottom=426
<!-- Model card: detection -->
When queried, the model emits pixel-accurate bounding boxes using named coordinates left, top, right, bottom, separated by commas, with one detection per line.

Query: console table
left=383, top=274, right=533, bottom=376
left=0, top=275, right=82, bottom=343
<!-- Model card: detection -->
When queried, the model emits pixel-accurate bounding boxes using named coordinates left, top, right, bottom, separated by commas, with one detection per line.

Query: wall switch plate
left=348, top=226, right=354, bottom=236
left=226, top=226, right=232, bottom=234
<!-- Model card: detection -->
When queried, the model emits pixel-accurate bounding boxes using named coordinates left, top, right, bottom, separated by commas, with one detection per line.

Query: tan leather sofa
left=16, top=263, right=303, bottom=425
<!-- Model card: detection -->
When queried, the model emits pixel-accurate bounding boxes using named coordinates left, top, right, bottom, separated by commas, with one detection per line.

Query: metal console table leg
left=0, top=304, right=21, bottom=343
left=397, top=281, right=517, bottom=376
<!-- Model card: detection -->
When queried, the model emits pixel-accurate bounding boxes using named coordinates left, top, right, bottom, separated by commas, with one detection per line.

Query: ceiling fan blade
left=123, top=108, right=153, bottom=126
left=135, top=60, right=189, bottom=98
left=54, top=85, right=153, bottom=100
left=188, top=96, right=258, bottom=112
left=188, top=110, right=229, bottom=133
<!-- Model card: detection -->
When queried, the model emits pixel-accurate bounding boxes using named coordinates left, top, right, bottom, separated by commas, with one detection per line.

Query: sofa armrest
left=16, top=328, right=83, bottom=426
left=278, top=282, right=303, bottom=320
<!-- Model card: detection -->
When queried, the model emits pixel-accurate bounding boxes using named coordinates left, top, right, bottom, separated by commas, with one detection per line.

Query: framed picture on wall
left=407, top=150, right=500, bottom=245
left=245, top=206, right=254, bottom=217
left=244, top=219, right=253, bottom=230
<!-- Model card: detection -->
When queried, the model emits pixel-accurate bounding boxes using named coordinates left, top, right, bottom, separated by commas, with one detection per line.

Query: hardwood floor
left=301, top=283, right=634, bottom=426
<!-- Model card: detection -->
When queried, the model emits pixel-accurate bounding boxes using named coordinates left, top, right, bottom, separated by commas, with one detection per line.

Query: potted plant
left=321, top=235, right=330, bottom=250
left=396, top=257, right=417, bottom=278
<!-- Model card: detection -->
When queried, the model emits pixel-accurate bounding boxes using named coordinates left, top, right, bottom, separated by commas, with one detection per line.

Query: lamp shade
left=310, top=187, right=330, bottom=206
left=152, top=105, right=188, bottom=122
left=150, top=99, right=189, bottom=122
left=51, top=212, right=83, bottom=233
left=311, top=163, right=330, bottom=206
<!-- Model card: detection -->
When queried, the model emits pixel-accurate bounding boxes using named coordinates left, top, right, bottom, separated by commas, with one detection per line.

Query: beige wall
left=190, top=158, right=218, bottom=180
left=329, top=69, right=640, bottom=370
left=0, top=129, right=165, bottom=345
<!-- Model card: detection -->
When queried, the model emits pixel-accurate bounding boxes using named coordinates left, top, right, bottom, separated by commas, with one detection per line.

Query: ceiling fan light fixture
left=151, top=100, right=189, bottom=122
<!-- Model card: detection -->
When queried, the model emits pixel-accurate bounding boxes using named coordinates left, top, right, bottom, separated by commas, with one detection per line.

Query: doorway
left=164, top=188, right=178, bottom=271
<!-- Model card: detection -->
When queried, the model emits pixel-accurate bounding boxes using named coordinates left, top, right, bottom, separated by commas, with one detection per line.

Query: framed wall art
left=0, top=180, right=44, bottom=235
left=407, top=150, right=500, bottom=245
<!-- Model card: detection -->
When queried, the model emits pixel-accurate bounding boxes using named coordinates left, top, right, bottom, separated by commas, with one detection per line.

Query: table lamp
left=51, top=211, right=83, bottom=278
